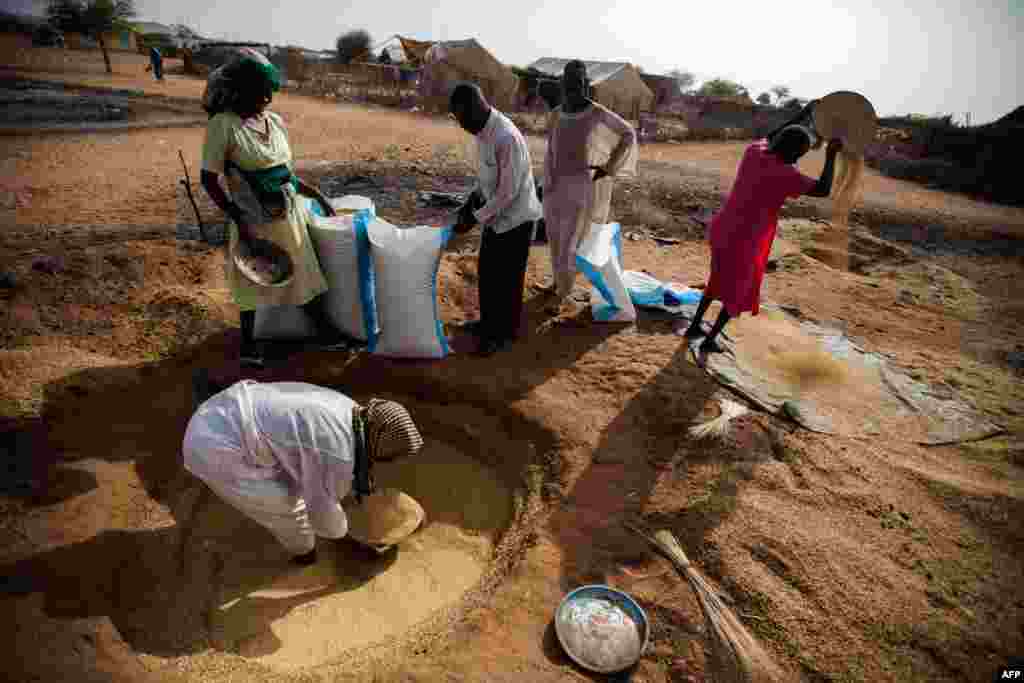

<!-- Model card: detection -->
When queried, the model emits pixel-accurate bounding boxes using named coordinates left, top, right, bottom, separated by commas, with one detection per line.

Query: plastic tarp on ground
left=623, top=270, right=702, bottom=313
left=676, top=303, right=1004, bottom=445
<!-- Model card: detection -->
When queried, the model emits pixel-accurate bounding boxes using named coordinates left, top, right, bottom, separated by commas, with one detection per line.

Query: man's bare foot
left=545, top=296, right=567, bottom=316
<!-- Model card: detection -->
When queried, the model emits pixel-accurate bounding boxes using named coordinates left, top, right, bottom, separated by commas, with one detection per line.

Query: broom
left=625, top=523, right=785, bottom=683
left=689, top=397, right=749, bottom=440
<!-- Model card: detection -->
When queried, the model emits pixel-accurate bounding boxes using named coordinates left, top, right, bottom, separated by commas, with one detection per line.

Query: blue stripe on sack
left=353, top=210, right=379, bottom=351
left=432, top=226, right=453, bottom=357
left=576, top=255, right=617, bottom=316
left=593, top=303, right=616, bottom=321
left=307, top=197, right=326, bottom=217
left=575, top=224, right=620, bottom=317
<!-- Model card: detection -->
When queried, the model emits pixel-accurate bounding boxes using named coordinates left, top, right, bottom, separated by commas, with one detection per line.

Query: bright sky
left=14, top=0, right=1023, bottom=124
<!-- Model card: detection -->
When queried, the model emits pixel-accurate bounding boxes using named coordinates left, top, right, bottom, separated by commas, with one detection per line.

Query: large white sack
left=329, top=195, right=376, bottom=216
left=576, top=223, right=637, bottom=323
left=254, top=305, right=317, bottom=340
left=308, top=210, right=379, bottom=343
left=305, top=195, right=375, bottom=218
left=367, top=218, right=452, bottom=359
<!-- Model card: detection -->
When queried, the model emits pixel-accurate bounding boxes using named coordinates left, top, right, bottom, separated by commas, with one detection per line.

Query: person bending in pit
left=199, top=48, right=348, bottom=368
left=450, top=83, right=543, bottom=357
left=682, top=119, right=844, bottom=358
left=184, top=378, right=424, bottom=566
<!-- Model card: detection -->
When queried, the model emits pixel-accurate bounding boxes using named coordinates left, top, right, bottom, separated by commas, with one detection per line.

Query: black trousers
left=478, top=220, right=534, bottom=342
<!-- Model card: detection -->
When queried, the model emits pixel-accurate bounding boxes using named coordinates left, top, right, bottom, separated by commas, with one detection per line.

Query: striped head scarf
left=351, top=399, right=423, bottom=503
left=363, top=399, right=424, bottom=461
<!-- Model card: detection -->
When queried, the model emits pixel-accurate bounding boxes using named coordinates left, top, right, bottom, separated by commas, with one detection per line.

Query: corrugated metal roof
left=133, top=21, right=173, bottom=35
left=437, top=38, right=479, bottom=50
left=527, top=58, right=631, bottom=84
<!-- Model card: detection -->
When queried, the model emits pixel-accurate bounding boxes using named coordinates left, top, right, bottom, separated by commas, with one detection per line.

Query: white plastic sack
left=575, top=223, right=637, bottom=323
left=367, top=218, right=452, bottom=359
left=329, top=195, right=376, bottom=217
left=254, top=305, right=317, bottom=340
left=305, top=197, right=327, bottom=218
left=305, top=195, right=375, bottom=218
left=308, top=210, right=379, bottom=343
left=622, top=270, right=702, bottom=312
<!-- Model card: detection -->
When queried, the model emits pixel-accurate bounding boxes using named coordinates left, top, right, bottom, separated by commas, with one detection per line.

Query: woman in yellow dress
left=200, top=49, right=346, bottom=368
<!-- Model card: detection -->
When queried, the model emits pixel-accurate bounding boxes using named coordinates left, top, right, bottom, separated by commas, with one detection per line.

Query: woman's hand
left=236, top=220, right=257, bottom=243
left=454, top=201, right=479, bottom=234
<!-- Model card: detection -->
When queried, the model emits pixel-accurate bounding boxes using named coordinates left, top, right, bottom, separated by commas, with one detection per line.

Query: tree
left=770, top=85, right=790, bottom=104
left=336, top=29, right=372, bottom=65
left=756, top=92, right=772, bottom=105
left=48, top=0, right=136, bottom=74
left=782, top=97, right=808, bottom=110
left=697, top=77, right=747, bottom=99
left=170, top=23, right=202, bottom=47
left=667, top=69, right=696, bottom=93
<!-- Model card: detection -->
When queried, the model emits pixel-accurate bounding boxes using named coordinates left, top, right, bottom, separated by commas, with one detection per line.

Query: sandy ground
left=1, top=47, right=1023, bottom=683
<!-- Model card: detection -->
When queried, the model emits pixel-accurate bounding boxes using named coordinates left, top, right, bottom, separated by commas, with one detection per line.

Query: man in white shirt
left=450, top=83, right=543, bottom=357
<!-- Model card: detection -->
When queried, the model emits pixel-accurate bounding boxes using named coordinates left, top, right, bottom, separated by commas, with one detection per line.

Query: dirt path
left=3, top=61, right=1023, bottom=239
left=1, top=48, right=1022, bottom=683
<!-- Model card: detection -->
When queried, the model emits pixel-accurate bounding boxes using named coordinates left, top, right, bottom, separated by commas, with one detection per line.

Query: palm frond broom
left=626, top=523, right=785, bottom=683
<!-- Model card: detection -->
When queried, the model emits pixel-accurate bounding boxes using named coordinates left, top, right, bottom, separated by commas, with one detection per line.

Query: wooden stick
left=178, top=149, right=208, bottom=243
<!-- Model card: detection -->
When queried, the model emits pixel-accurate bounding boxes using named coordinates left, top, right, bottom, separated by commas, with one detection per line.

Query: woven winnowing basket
left=813, top=91, right=878, bottom=156
left=343, top=488, right=425, bottom=547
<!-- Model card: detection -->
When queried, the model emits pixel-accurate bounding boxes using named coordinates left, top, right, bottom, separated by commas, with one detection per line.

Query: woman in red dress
left=684, top=107, right=844, bottom=356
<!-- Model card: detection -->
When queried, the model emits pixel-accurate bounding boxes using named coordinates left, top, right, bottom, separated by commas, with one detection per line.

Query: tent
left=397, top=36, right=434, bottom=67
left=418, top=38, right=519, bottom=112
left=370, top=35, right=414, bottom=64
left=640, top=73, right=683, bottom=111
left=528, top=58, right=654, bottom=119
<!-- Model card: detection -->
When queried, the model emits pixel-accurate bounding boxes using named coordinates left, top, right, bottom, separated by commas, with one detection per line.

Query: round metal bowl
left=232, top=237, right=294, bottom=287
left=555, top=584, right=650, bottom=674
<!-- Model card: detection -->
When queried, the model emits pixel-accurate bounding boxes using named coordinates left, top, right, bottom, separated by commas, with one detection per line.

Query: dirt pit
left=191, top=440, right=513, bottom=671
left=0, top=78, right=201, bottom=128
left=5, top=385, right=548, bottom=680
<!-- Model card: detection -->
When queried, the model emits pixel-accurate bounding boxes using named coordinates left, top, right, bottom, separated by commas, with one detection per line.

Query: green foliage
left=697, top=77, right=748, bottom=99
left=47, top=0, right=136, bottom=36
left=757, top=92, right=772, bottom=105
left=336, top=29, right=371, bottom=64
left=47, top=0, right=136, bottom=73
left=771, top=84, right=791, bottom=103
